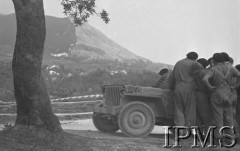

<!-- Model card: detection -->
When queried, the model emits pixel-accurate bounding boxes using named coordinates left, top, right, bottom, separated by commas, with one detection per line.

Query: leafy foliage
left=0, top=61, right=159, bottom=100
left=61, top=0, right=109, bottom=26
left=42, top=65, right=159, bottom=98
left=1, top=123, right=14, bottom=133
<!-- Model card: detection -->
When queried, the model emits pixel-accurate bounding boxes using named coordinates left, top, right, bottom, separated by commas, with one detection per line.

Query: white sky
left=0, top=0, right=240, bottom=65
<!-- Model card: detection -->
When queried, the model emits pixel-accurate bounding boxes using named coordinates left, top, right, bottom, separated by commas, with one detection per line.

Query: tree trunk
left=12, top=0, right=62, bottom=133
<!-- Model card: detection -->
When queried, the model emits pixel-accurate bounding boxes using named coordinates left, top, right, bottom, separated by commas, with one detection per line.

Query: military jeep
left=91, top=85, right=175, bottom=137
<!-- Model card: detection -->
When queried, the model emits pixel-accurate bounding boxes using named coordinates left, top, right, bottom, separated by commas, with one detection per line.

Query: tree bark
left=12, top=0, right=62, bottom=132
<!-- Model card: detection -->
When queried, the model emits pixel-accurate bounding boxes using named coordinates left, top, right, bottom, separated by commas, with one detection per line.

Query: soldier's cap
left=221, top=52, right=230, bottom=62
left=235, top=64, right=240, bottom=71
left=197, top=58, right=209, bottom=68
left=207, top=57, right=213, bottom=63
left=159, top=68, right=168, bottom=75
left=212, top=53, right=225, bottom=63
left=186, top=52, right=198, bottom=60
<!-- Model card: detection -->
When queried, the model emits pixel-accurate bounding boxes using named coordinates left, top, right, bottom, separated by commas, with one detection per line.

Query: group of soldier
left=155, top=52, right=240, bottom=143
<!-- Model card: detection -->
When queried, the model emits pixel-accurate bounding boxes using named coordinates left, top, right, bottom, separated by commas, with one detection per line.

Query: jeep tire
left=118, top=101, right=155, bottom=137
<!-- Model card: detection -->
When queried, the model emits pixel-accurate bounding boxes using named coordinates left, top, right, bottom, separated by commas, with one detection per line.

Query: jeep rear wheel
left=93, top=113, right=119, bottom=133
left=118, top=102, right=155, bottom=137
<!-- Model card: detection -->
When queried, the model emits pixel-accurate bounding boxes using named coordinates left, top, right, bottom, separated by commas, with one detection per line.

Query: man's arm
left=234, top=79, right=240, bottom=89
left=232, top=67, right=240, bottom=88
left=168, top=71, right=175, bottom=90
left=202, top=71, right=216, bottom=91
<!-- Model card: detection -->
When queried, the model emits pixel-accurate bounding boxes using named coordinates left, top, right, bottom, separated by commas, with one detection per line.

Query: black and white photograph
left=0, top=0, right=240, bottom=150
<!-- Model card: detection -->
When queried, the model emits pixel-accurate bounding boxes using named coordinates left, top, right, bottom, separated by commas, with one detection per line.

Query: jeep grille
left=102, top=85, right=124, bottom=112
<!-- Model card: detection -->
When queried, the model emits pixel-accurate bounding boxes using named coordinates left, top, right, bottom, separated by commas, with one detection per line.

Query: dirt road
left=61, top=119, right=240, bottom=151
left=62, top=119, right=173, bottom=151
left=62, top=119, right=166, bottom=141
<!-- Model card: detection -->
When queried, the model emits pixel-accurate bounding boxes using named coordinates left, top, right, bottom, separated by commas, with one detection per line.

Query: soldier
left=153, top=68, right=169, bottom=89
left=221, top=52, right=239, bottom=138
left=195, top=58, right=212, bottom=133
left=207, top=57, right=214, bottom=68
left=169, top=52, right=199, bottom=129
left=235, top=64, right=240, bottom=142
left=221, top=53, right=237, bottom=102
left=203, top=53, right=240, bottom=142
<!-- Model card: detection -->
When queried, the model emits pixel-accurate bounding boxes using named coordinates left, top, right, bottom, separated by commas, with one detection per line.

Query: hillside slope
left=0, top=14, right=171, bottom=71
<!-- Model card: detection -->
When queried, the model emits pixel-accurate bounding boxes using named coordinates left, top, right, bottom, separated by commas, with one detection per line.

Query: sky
left=0, top=0, right=240, bottom=65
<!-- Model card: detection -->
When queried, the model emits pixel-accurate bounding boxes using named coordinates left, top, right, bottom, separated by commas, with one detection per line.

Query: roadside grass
left=0, top=125, right=92, bottom=151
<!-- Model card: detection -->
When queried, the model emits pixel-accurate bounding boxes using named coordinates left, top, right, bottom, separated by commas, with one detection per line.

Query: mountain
left=0, top=14, right=171, bottom=72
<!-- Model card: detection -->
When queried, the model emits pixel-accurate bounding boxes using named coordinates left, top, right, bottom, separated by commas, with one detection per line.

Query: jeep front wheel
left=118, top=101, right=155, bottom=137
